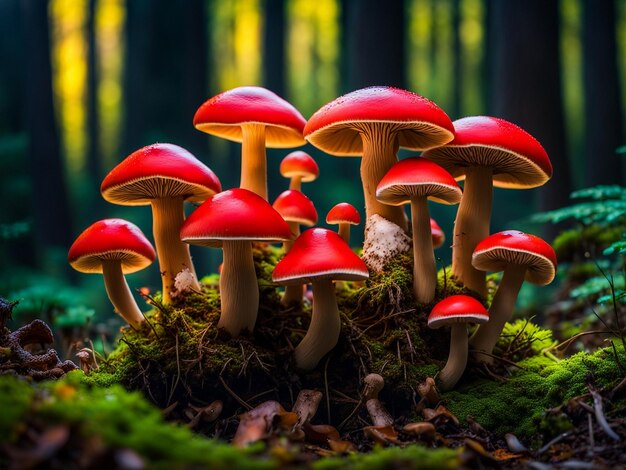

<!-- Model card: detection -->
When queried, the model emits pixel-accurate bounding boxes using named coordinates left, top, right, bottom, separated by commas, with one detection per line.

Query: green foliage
left=494, top=319, right=556, bottom=362
left=532, top=185, right=626, bottom=226
left=0, top=376, right=34, bottom=441
left=313, top=445, right=458, bottom=470
left=54, top=305, right=95, bottom=328
left=444, top=344, right=626, bottom=437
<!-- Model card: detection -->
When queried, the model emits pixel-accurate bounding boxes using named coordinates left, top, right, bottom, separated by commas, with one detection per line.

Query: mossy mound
left=443, top=343, right=626, bottom=438
left=86, top=247, right=467, bottom=433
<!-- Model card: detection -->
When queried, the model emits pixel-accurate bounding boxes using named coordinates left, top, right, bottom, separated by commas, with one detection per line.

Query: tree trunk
left=450, top=0, right=462, bottom=119
left=488, top=0, right=571, bottom=239
left=21, top=0, right=73, bottom=254
left=582, top=0, right=624, bottom=186
left=345, top=0, right=406, bottom=90
left=262, top=0, right=286, bottom=97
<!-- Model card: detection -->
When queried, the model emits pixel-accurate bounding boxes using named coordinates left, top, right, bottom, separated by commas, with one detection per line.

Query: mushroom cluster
left=67, top=84, right=557, bottom=390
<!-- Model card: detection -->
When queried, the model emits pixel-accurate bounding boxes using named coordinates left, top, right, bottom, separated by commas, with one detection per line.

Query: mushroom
left=280, top=150, right=319, bottom=191
left=273, top=228, right=369, bottom=370
left=304, top=86, right=455, bottom=234
left=376, top=157, right=462, bottom=304
left=193, top=86, right=306, bottom=200
left=180, top=188, right=292, bottom=336
left=326, top=203, right=360, bottom=245
left=422, top=116, right=552, bottom=297
left=430, top=218, right=445, bottom=249
left=428, top=295, right=489, bottom=391
left=272, top=189, right=318, bottom=305
left=470, top=230, right=557, bottom=363
left=68, top=219, right=155, bottom=329
left=101, top=143, right=221, bottom=304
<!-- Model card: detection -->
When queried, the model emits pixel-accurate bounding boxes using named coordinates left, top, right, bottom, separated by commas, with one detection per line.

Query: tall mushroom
left=428, top=295, right=489, bottom=391
left=101, top=143, right=221, bottom=304
left=422, top=116, right=552, bottom=297
left=376, top=157, right=461, bottom=304
left=280, top=151, right=319, bottom=191
left=180, top=188, right=292, bottom=336
left=326, top=203, right=360, bottom=245
left=193, top=86, right=307, bottom=200
left=68, top=219, right=155, bottom=329
left=304, top=86, right=455, bottom=234
left=272, top=189, right=318, bottom=305
left=273, top=228, right=369, bottom=370
left=470, top=230, right=557, bottom=363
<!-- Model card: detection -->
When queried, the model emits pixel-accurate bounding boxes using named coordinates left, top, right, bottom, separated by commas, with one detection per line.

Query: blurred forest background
left=0, top=0, right=625, bottom=328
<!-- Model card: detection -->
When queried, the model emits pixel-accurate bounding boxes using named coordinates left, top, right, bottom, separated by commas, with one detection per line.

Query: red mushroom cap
left=376, top=157, right=462, bottom=205
left=472, top=230, right=557, bottom=285
left=326, top=203, right=361, bottom=226
left=193, top=86, right=306, bottom=147
left=430, top=218, right=445, bottom=249
left=422, top=116, right=552, bottom=189
left=272, top=190, right=318, bottom=226
left=273, top=228, right=369, bottom=285
left=180, top=188, right=292, bottom=247
left=428, top=295, right=489, bottom=329
left=280, top=151, right=319, bottom=182
left=68, top=219, right=155, bottom=274
left=101, top=143, right=222, bottom=205
left=304, top=86, right=455, bottom=156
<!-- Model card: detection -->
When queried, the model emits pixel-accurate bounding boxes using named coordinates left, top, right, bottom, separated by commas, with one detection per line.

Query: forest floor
left=1, top=247, right=625, bottom=468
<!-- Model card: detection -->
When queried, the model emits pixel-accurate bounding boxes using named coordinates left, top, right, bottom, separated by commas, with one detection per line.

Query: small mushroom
left=273, top=228, right=369, bottom=370
left=470, top=230, right=557, bottom=363
left=280, top=150, right=319, bottom=191
left=430, top=218, right=445, bottom=249
left=326, top=203, right=361, bottom=245
left=194, top=86, right=306, bottom=200
left=428, top=295, right=489, bottom=390
left=272, top=190, right=318, bottom=305
left=68, top=219, right=155, bottom=328
left=403, top=422, right=437, bottom=441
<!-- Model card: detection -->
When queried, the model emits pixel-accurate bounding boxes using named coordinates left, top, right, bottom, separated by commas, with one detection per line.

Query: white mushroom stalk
left=295, top=279, right=341, bottom=370
left=240, top=124, right=268, bottom=200
left=219, top=240, right=259, bottom=335
left=452, top=166, right=493, bottom=298
left=411, top=197, right=437, bottom=304
left=438, top=323, right=470, bottom=391
left=102, top=260, right=145, bottom=329
left=152, top=197, right=200, bottom=304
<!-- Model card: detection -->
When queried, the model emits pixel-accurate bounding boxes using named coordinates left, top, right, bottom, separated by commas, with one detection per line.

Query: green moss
left=443, top=344, right=626, bottom=437
left=494, top=320, right=556, bottom=362
left=0, top=376, right=34, bottom=442
left=313, top=445, right=458, bottom=470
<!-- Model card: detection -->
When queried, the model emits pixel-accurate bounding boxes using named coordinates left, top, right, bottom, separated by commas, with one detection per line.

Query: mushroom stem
left=411, top=197, right=436, bottom=304
left=295, top=279, right=341, bottom=370
left=101, top=260, right=144, bottom=329
left=355, top=123, right=408, bottom=232
left=438, top=323, right=469, bottom=391
left=289, top=175, right=303, bottom=191
left=152, top=197, right=200, bottom=304
left=219, top=240, right=259, bottom=336
left=470, top=265, right=526, bottom=363
left=282, top=221, right=303, bottom=305
left=241, top=124, right=268, bottom=200
left=452, top=166, right=493, bottom=297
left=338, top=223, right=351, bottom=245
